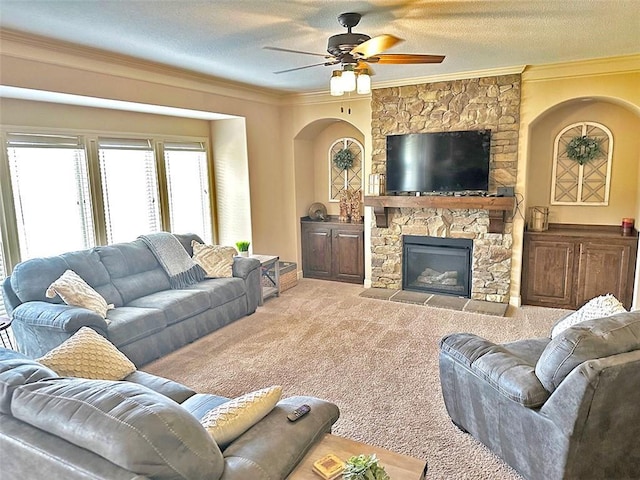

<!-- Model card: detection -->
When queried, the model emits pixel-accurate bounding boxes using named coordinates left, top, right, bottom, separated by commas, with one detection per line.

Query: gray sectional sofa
left=2, top=234, right=262, bottom=366
left=0, top=348, right=340, bottom=479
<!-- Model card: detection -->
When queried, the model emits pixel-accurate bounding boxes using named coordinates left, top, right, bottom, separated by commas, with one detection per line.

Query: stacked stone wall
left=370, top=74, right=521, bottom=303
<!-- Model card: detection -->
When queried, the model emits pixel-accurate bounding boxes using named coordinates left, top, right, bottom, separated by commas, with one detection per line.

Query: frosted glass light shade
left=356, top=72, right=371, bottom=94
left=330, top=71, right=344, bottom=96
left=341, top=69, right=356, bottom=92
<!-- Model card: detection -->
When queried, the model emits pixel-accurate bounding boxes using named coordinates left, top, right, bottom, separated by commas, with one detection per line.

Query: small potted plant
left=235, top=241, right=250, bottom=257
left=343, top=454, right=390, bottom=480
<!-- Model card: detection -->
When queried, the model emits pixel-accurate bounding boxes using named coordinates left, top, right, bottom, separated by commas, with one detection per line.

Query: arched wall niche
left=523, top=95, right=640, bottom=308
left=292, top=118, right=365, bottom=268
left=525, top=96, right=640, bottom=226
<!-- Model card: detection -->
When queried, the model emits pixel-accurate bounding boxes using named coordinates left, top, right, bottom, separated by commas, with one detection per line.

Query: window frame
left=0, top=126, right=215, bottom=278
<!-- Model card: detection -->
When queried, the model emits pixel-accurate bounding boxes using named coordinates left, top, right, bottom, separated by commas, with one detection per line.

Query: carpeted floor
left=144, top=279, right=569, bottom=480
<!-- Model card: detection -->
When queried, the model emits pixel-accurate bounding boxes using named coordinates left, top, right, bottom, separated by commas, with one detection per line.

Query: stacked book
left=312, top=453, right=345, bottom=480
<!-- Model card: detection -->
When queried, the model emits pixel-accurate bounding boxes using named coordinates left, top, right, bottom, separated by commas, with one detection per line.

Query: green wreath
left=566, top=135, right=603, bottom=165
left=333, top=148, right=355, bottom=170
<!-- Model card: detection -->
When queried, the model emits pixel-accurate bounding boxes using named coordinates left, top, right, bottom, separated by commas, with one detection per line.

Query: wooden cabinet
left=522, top=224, right=637, bottom=309
left=301, top=217, right=364, bottom=284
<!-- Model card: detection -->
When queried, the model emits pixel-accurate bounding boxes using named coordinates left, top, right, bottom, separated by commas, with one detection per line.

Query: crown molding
left=523, top=54, right=640, bottom=82
left=283, top=65, right=526, bottom=106
left=0, top=28, right=287, bottom=106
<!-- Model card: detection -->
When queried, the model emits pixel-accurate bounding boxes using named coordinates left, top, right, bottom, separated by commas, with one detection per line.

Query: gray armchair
left=439, top=311, right=640, bottom=480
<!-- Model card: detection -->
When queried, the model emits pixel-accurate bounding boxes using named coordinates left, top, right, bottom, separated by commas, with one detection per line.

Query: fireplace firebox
left=402, top=235, right=473, bottom=298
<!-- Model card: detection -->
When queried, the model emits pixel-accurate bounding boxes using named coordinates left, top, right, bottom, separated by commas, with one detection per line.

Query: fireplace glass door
left=402, top=235, right=473, bottom=298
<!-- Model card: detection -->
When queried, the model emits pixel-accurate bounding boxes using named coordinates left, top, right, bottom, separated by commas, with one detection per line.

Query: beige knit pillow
left=46, top=269, right=113, bottom=318
left=191, top=241, right=237, bottom=278
left=200, top=385, right=282, bottom=446
left=37, top=327, right=136, bottom=380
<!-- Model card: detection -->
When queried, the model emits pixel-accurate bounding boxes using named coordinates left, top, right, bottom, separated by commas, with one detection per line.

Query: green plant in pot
left=343, top=454, right=390, bottom=480
left=235, top=241, right=250, bottom=257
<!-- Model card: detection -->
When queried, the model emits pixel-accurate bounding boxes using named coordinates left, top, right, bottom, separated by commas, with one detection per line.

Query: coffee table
left=287, top=433, right=427, bottom=480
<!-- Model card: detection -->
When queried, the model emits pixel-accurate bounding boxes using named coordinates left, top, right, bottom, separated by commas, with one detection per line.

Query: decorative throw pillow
left=200, top=385, right=282, bottom=446
left=551, top=294, right=627, bottom=339
left=37, top=327, right=136, bottom=380
left=191, top=240, right=237, bottom=278
left=46, top=269, right=113, bottom=318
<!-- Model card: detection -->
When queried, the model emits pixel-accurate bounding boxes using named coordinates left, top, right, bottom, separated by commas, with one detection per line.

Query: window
left=6, top=133, right=95, bottom=258
left=164, top=142, right=213, bottom=243
left=98, top=138, right=161, bottom=244
left=0, top=236, right=6, bottom=316
left=329, top=138, right=363, bottom=201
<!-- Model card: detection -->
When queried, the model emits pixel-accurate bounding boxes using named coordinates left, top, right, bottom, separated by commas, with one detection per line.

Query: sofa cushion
left=37, top=327, right=136, bottom=380
left=551, top=294, right=626, bottom=339
left=201, top=386, right=282, bottom=447
left=45, top=270, right=114, bottom=319
left=181, top=393, right=230, bottom=420
left=536, top=310, right=640, bottom=392
left=96, top=240, right=171, bottom=304
left=127, top=289, right=211, bottom=325
left=106, top=307, right=167, bottom=347
left=186, top=277, right=247, bottom=308
left=12, top=377, right=225, bottom=480
left=124, top=370, right=196, bottom=404
left=0, top=349, right=57, bottom=414
left=10, top=249, right=119, bottom=305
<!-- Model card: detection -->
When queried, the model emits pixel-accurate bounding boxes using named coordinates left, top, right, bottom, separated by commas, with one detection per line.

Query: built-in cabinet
left=522, top=224, right=638, bottom=309
left=301, top=217, right=364, bottom=284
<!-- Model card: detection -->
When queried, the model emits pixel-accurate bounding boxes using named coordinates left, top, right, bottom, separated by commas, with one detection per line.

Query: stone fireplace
left=369, top=74, right=520, bottom=304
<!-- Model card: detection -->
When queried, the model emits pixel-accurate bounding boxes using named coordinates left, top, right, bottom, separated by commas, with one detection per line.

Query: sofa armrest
left=232, top=257, right=260, bottom=280
left=221, top=395, right=340, bottom=480
left=440, top=333, right=549, bottom=408
left=12, top=302, right=108, bottom=332
left=11, top=302, right=108, bottom=358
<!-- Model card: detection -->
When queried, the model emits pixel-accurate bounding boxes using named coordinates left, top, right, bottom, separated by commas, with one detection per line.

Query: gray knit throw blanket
left=139, top=232, right=205, bottom=289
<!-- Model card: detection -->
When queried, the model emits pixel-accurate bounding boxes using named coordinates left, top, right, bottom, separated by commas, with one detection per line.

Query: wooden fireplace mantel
left=363, top=195, right=515, bottom=233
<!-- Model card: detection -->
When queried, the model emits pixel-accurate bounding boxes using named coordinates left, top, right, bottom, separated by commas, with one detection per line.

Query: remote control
left=287, top=404, right=311, bottom=422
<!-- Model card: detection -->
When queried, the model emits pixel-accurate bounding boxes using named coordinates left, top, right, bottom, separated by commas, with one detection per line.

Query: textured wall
left=369, top=74, right=521, bottom=302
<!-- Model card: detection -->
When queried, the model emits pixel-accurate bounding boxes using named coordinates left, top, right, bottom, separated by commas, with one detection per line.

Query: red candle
left=622, top=218, right=634, bottom=236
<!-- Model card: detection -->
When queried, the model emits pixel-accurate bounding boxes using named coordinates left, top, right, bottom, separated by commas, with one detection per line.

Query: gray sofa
left=439, top=310, right=640, bottom=480
left=0, top=348, right=340, bottom=479
left=2, top=234, right=262, bottom=366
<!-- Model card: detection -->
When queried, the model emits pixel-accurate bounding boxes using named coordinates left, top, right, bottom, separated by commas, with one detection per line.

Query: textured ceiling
left=0, top=0, right=638, bottom=94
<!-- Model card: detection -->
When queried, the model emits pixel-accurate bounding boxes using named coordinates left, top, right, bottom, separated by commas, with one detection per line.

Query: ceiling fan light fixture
left=341, top=67, right=356, bottom=92
left=356, top=69, right=371, bottom=94
left=330, top=70, right=344, bottom=96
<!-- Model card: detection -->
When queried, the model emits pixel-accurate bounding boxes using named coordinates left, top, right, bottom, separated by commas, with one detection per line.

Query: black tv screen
left=385, top=130, right=491, bottom=193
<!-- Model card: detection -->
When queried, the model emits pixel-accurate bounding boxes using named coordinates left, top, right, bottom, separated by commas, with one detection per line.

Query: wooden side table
left=0, top=316, right=14, bottom=349
left=288, top=433, right=428, bottom=480
left=250, top=254, right=280, bottom=305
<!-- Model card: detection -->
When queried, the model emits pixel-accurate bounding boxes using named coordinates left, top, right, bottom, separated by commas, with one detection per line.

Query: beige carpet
left=144, top=279, right=569, bottom=480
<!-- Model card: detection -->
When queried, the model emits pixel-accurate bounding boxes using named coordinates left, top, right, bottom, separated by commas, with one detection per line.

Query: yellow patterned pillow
left=46, top=269, right=113, bottom=319
left=200, top=385, right=282, bottom=446
left=191, top=241, right=237, bottom=278
left=37, top=327, right=136, bottom=380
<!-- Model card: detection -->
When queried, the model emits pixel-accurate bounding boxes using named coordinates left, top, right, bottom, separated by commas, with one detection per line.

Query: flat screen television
left=385, top=130, right=491, bottom=194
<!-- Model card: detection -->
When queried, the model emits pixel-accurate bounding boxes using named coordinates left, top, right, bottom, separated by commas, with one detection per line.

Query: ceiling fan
left=264, top=12, right=445, bottom=75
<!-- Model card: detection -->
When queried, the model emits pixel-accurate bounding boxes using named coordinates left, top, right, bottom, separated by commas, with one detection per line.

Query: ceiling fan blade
left=350, top=34, right=403, bottom=59
left=263, top=46, right=330, bottom=58
left=274, top=60, right=339, bottom=74
left=367, top=54, right=445, bottom=65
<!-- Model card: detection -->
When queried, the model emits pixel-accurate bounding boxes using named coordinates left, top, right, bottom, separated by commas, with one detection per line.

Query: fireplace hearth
left=402, top=235, right=473, bottom=298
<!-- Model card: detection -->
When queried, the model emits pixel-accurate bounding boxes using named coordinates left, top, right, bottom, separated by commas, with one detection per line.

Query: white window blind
left=98, top=137, right=161, bottom=244
left=164, top=142, right=213, bottom=244
left=6, top=133, right=95, bottom=259
left=0, top=238, right=6, bottom=316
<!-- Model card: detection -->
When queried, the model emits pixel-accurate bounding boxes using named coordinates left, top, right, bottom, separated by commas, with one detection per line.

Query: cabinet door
left=522, top=236, right=576, bottom=308
left=577, top=242, right=633, bottom=309
left=301, top=225, right=332, bottom=279
left=332, top=228, right=364, bottom=283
